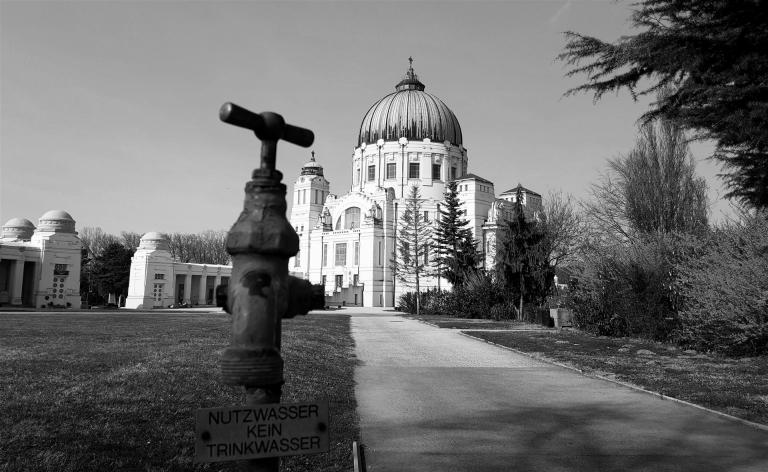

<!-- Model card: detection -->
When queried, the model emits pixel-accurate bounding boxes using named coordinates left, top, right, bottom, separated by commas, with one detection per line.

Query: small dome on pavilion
left=37, top=210, right=76, bottom=233
left=2, top=218, right=36, bottom=240
left=139, top=232, right=170, bottom=251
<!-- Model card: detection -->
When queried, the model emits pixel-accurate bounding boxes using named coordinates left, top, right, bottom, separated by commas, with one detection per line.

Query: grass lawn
left=458, top=327, right=768, bottom=426
left=0, top=310, right=358, bottom=472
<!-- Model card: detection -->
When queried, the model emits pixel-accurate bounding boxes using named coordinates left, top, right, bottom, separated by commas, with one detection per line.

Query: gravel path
left=351, top=310, right=768, bottom=472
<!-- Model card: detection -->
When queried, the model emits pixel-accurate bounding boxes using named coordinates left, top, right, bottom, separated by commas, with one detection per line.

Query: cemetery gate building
left=0, top=211, right=82, bottom=308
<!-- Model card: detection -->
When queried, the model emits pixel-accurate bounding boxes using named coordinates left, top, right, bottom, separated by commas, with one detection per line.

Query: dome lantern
left=395, top=56, right=426, bottom=92
left=300, top=150, right=324, bottom=176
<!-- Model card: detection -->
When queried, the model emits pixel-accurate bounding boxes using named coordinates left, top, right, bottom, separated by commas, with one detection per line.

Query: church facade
left=288, top=62, right=542, bottom=307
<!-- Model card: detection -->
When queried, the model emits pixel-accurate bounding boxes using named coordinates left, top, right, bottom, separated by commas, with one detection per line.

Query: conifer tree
left=91, top=242, right=134, bottom=304
left=392, top=185, right=432, bottom=314
left=496, top=189, right=554, bottom=317
left=433, top=180, right=478, bottom=287
left=559, top=0, right=768, bottom=208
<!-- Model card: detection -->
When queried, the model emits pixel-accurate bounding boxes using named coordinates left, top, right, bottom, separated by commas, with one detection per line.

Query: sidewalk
left=352, top=312, right=768, bottom=472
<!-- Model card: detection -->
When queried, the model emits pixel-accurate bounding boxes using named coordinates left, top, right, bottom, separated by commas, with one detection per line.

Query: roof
left=500, top=184, right=541, bottom=197
left=2, top=218, right=35, bottom=228
left=141, top=232, right=168, bottom=241
left=456, top=173, right=493, bottom=184
left=39, top=210, right=74, bottom=221
left=358, top=59, right=462, bottom=147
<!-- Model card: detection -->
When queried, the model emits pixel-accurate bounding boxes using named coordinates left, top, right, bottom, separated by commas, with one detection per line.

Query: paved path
left=350, top=309, right=768, bottom=472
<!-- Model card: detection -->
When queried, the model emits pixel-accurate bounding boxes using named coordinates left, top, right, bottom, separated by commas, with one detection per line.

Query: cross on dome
left=396, top=56, right=425, bottom=91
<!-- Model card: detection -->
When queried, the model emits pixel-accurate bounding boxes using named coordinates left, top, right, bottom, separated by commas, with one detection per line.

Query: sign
left=195, top=400, right=329, bottom=463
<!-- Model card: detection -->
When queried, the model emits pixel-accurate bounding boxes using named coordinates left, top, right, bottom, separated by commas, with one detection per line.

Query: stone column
left=214, top=275, right=222, bottom=304
left=11, top=259, right=24, bottom=305
left=183, top=272, right=192, bottom=304
left=198, top=269, right=208, bottom=305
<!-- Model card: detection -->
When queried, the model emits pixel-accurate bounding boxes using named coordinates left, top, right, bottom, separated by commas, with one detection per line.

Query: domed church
left=289, top=60, right=542, bottom=307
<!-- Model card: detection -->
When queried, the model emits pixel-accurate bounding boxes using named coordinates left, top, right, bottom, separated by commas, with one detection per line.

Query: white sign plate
left=195, top=400, right=329, bottom=463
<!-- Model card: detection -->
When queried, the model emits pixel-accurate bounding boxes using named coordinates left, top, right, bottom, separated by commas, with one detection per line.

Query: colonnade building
left=125, top=232, right=231, bottom=309
left=0, top=211, right=82, bottom=308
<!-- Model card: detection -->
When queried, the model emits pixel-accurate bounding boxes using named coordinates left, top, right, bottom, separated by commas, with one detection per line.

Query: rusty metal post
left=218, top=102, right=324, bottom=471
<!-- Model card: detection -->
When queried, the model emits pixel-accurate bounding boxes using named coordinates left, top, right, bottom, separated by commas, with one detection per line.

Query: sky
left=1, top=0, right=733, bottom=236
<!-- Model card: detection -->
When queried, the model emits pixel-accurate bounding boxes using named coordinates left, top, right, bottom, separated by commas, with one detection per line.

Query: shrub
left=398, top=274, right=513, bottom=319
left=489, top=302, right=514, bottom=321
left=452, top=271, right=508, bottom=319
left=569, top=235, right=679, bottom=339
left=570, top=211, right=768, bottom=355
left=397, top=289, right=452, bottom=315
left=396, top=292, right=418, bottom=314
left=671, top=213, right=768, bottom=355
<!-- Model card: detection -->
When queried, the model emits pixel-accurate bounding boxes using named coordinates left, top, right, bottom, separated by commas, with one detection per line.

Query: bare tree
left=541, top=190, right=582, bottom=269
left=583, top=117, right=708, bottom=243
left=167, top=230, right=230, bottom=265
left=79, top=227, right=121, bottom=258
left=120, top=231, right=142, bottom=253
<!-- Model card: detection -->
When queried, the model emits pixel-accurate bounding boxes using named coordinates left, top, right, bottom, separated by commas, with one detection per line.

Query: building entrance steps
left=351, top=312, right=768, bottom=472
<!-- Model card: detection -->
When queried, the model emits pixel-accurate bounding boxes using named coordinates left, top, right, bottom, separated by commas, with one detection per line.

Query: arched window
left=344, top=207, right=361, bottom=229
left=335, top=206, right=362, bottom=230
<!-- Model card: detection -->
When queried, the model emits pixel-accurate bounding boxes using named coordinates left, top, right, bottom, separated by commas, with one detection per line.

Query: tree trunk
left=519, top=275, right=524, bottom=320
left=415, top=269, right=420, bottom=315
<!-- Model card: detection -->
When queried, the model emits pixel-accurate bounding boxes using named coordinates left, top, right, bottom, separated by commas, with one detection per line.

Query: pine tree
left=392, top=185, right=432, bottom=314
left=433, top=180, right=478, bottom=287
left=559, top=0, right=768, bottom=209
left=91, top=242, right=134, bottom=304
left=496, top=189, right=554, bottom=317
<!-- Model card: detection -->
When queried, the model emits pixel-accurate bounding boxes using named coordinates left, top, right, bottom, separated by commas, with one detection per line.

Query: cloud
left=548, top=0, right=574, bottom=26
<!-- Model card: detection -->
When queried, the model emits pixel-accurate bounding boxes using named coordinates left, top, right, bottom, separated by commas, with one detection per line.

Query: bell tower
left=289, top=151, right=330, bottom=275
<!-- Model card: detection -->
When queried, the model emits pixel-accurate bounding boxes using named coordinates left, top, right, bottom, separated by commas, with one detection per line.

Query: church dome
left=2, top=218, right=35, bottom=240
left=358, top=59, right=463, bottom=147
left=300, top=151, right=324, bottom=176
left=37, top=210, right=76, bottom=233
